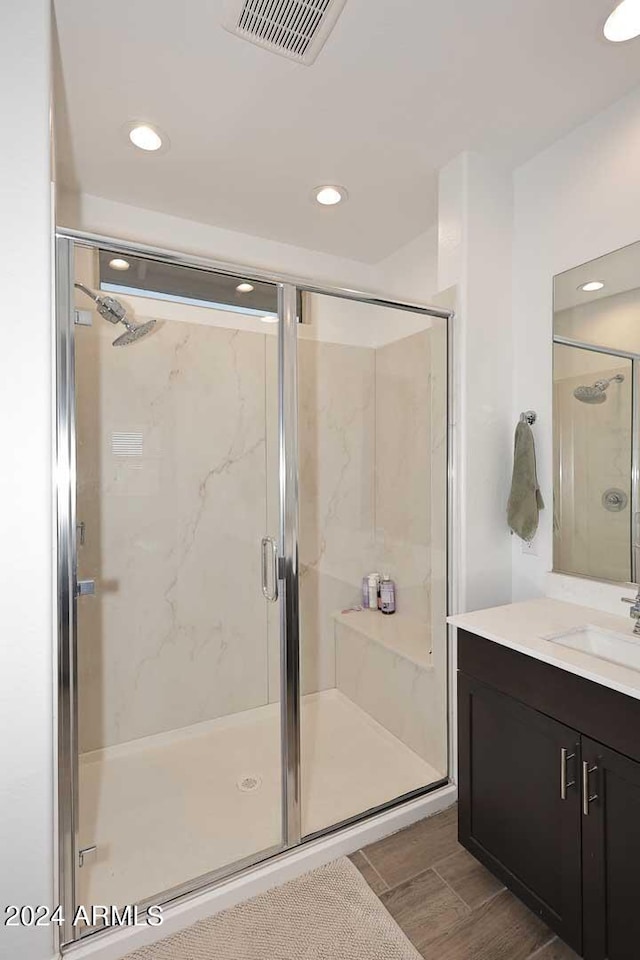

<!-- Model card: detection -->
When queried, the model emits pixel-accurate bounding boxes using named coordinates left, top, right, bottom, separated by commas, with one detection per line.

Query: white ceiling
left=554, top=239, right=640, bottom=311
left=54, top=0, right=640, bottom=264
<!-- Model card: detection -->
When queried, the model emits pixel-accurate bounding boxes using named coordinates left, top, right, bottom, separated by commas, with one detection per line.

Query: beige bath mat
left=124, top=857, right=421, bottom=959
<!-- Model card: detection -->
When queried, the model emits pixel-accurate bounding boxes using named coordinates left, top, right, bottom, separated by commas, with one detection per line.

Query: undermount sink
left=544, top=624, right=640, bottom=672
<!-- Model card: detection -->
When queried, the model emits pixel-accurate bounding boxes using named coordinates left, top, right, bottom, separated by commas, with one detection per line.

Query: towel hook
left=520, top=410, right=537, bottom=425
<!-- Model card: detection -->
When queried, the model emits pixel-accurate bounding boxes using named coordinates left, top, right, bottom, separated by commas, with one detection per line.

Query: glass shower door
left=68, top=241, right=285, bottom=924
left=57, top=235, right=452, bottom=947
left=295, top=292, right=449, bottom=837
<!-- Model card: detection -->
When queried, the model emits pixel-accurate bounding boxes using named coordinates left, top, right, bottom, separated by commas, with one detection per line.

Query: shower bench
left=332, top=609, right=443, bottom=767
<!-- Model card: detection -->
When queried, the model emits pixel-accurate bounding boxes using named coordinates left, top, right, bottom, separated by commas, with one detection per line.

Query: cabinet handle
left=560, top=747, right=576, bottom=800
left=582, top=760, right=598, bottom=815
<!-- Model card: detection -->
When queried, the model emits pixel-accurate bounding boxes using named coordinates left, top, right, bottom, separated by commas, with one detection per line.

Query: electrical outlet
left=522, top=537, right=538, bottom=556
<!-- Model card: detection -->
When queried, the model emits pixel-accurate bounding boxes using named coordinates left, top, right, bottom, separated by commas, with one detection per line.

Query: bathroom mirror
left=553, top=240, right=640, bottom=584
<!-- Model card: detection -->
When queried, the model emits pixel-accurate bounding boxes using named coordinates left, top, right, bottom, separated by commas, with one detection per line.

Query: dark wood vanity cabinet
left=458, top=629, right=640, bottom=960
left=581, top=739, right=640, bottom=960
left=458, top=672, right=583, bottom=948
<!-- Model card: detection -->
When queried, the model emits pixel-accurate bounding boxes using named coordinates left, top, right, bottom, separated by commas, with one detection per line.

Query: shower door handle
left=261, top=537, right=279, bottom=602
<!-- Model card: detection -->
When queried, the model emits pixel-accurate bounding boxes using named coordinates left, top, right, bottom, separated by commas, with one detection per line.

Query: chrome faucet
left=622, top=590, right=640, bottom=635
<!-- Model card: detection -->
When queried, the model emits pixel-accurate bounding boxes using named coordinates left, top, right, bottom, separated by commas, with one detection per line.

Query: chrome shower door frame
left=56, top=236, right=79, bottom=948
left=55, top=229, right=454, bottom=950
left=278, top=283, right=302, bottom=847
left=55, top=238, right=295, bottom=946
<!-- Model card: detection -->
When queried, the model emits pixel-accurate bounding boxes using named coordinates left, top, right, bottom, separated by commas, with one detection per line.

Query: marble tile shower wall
left=374, top=331, right=432, bottom=623
left=296, top=337, right=377, bottom=695
left=76, top=299, right=435, bottom=750
left=263, top=333, right=380, bottom=703
left=268, top=329, right=434, bottom=701
left=553, top=368, right=632, bottom=583
left=76, top=315, right=273, bottom=751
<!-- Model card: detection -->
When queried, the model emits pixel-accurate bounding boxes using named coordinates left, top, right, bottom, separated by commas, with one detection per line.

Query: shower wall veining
left=76, top=252, right=443, bottom=754
left=296, top=336, right=377, bottom=694
left=76, top=308, right=272, bottom=751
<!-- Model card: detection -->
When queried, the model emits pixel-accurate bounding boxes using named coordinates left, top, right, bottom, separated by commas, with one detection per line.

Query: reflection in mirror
left=553, top=343, right=632, bottom=582
left=553, top=241, right=640, bottom=585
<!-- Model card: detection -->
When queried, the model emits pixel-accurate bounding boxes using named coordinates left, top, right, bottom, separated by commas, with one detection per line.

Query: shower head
left=573, top=385, right=606, bottom=404
left=573, top=374, right=624, bottom=404
left=74, top=282, right=157, bottom=346
left=112, top=319, right=157, bottom=347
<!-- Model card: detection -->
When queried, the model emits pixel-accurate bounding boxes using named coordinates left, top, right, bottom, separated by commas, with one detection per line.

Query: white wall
left=512, top=83, right=640, bottom=603
left=374, top=225, right=438, bottom=303
left=438, top=152, right=514, bottom=613
left=556, top=286, right=640, bottom=355
left=58, top=192, right=440, bottom=306
left=0, top=3, right=54, bottom=960
left=58, top=191, right=372, bottom=289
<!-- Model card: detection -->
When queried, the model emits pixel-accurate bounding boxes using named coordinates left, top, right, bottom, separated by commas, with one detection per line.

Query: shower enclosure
left=56, top=232, right=452, bottom=946
left=553, top=339, right=635, bottom=582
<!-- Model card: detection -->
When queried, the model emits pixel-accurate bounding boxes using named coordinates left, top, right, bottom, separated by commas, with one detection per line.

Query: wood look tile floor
left=350, top=805, right=581, bottom=960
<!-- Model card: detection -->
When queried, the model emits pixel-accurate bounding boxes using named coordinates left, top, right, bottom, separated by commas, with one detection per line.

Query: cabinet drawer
left=458, top=630, right=640, bottom=765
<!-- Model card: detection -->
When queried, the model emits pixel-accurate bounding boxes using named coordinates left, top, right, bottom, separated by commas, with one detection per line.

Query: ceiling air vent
left=223, top=0, right=348, bottom=65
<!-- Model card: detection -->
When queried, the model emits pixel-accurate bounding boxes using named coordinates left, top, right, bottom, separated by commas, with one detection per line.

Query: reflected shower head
left=573, top=374, right=624, bottom=404
left=74, top=282, right=157, bottom=346
left=573, top=386, right=606, bottom=404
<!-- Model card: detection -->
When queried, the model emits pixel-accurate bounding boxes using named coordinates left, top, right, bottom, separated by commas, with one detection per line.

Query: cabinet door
left=458, top=672, right=582, bottom=952
left=582, top=737, right=640, bottom=960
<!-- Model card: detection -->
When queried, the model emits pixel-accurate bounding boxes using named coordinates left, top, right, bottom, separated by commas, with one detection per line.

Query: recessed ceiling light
left=236, top=282, right=254, bottom=293
left=313, top=185, right=348, bottom=206
left=579, top=281, right=605, bottom=292
left=604, top=0, right=640, bottom=41
left=261, top=314, right=279, bottom=323
left=128, top=123, right=164, bottom=152
left=109, top=258, right=130, bottom=271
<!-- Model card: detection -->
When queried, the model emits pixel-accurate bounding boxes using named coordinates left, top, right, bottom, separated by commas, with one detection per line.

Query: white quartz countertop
left=448, top=598, right=640, bottom=702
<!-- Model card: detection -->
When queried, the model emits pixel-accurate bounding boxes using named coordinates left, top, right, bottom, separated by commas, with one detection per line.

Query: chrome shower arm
left=74, top=281, right=99, bottom=302
left=74, top=281, right=128, bottom=326
left=73, top=279, right=156, bottom=344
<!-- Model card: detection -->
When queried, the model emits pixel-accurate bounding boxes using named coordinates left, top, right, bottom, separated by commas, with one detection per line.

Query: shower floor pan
left=78, top=688, right=442, bottom=909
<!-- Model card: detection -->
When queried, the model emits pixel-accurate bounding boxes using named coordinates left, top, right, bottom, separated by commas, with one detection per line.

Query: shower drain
left=237, top=775, right=262, bottom=793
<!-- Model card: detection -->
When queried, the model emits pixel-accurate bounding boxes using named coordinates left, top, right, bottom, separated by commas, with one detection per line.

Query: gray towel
left=507, top=421, right=544, bottom=542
